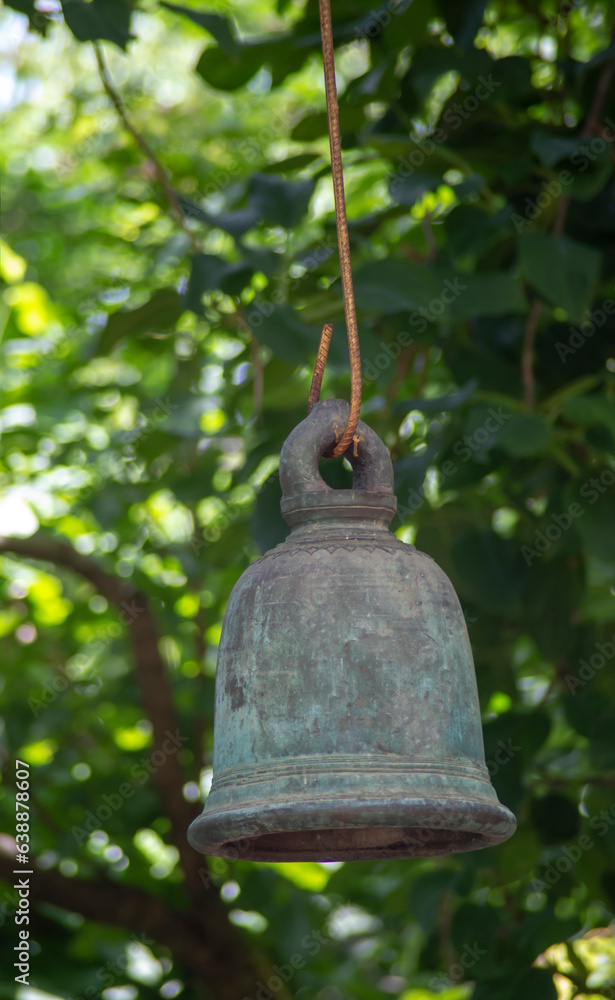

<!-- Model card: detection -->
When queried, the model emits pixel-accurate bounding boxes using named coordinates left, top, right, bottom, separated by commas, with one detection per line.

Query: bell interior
left=217, top=825, right=489, bottom=862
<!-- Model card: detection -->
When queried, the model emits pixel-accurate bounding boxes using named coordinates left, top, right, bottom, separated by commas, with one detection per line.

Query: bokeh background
left=1, top=0, right=615, bottom=998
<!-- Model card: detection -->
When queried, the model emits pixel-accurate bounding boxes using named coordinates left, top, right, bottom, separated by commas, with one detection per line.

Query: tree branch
left=520, top=51, right=614, bottom=407
left=0, top=838, right=268, bottom=999
left=93, top=42, right=201, bottom=254
left=521, top=297, right=542, bottom=409
left=0, top=534, right=201, bottom=901
left=0, top=537, right=296, bottom=996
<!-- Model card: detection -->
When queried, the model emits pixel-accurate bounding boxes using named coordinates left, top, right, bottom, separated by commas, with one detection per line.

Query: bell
left=188, top=399, right=516, bottom=861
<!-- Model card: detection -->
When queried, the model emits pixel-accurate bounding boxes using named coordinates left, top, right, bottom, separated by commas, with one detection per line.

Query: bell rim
left=188, top=793, right=516, bottom=862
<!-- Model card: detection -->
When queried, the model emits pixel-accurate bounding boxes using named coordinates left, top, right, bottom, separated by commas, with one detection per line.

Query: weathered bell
left=188, top=399, right=516, bottom=861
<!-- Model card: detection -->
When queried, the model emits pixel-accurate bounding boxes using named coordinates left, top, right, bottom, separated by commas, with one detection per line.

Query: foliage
left=1, top=0, right=615, bottom=997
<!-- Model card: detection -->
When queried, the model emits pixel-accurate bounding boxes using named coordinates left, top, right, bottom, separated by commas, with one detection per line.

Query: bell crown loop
left=280, top=399, right=397, bottom=525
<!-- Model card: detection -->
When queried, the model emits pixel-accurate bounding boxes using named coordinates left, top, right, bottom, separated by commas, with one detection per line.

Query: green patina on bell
left=188, top=399, right=516, bottom=862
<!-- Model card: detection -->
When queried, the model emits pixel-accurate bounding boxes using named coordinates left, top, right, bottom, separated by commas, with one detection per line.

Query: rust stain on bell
left=188, top=399, right=516, bottom=861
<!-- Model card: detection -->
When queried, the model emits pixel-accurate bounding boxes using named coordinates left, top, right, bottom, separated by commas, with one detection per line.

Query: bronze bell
left=188, top=399, right=516, bottom=861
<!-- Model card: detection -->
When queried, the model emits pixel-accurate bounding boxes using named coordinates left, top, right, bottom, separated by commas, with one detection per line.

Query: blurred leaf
left=438, top=0, right=487, bottom=47
left=353, top=259, right=443, bottom=314
left=251, top=473, right=288, bottom=553
left=561, top=394, right=615, bottom=438
left=530, top=130, right=580, bottom=167
left=4, top=0, right=53, bottom=33
left=445, top=272, right=526, bottom=319
left=409, top=868, right=459, bottom=932
left=394, top=378, right=478, bottom=415
left=255, top=304, right=318, bottom=364
left=248, top=173, right=315, bottom=227
left=519, top=234, right=601, bottom=323
left=196, top=43, right=264, bottom=89
left=186, top=254, right=253, bottom=311
left=389, top=170, right=443, bottom=206
left=160, top=2, right=238, bottom=53
left=530, top=794, right=581, bottom=844
left=61, top=0, right=133, bottom=48
left=98, top=288, right=182, bottom=353
left=495, top=413, right=553, bottom=457
left=473, top=968, right=558, bottom=1000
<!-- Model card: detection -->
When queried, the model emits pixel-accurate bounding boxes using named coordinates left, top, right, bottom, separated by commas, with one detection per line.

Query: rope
left=308, top=0, right=361, bottom=458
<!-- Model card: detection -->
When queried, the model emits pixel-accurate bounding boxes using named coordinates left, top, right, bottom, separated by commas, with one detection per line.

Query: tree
left=1, top=0, right=615, bottom=997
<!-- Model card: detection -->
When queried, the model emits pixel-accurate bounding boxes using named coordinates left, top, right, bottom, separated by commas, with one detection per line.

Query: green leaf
left=483, top=711, right=549, bottom=811
left=529, top=129, right=614, bottom=199
left=98, top=288, right=182, bottom=354
left=185, top=254, right=253, bottom=313
left=4, top=0, right=53, bottom=34
left=561, top=394, right=615, bottom=438
left=159, top=2, right=238, bottom=53
left=393, top=378, right=478, bottom=415
left=438, top=0, right=487, bottom=48
left=389, top=170, right=444, bottom=207
left=530, top=130, right=580, bottom=167
left=254, top=304, right=318, bottom=364
left=409, top=869, right=459, bottom=932
left=491, top=55, right=535, bottom=100
left=251, top=474, right=288, bottom=554
left=196, top=44, right=264, bottom=90
left=451, top=903, right=502, bottom=958
left=588, top=710, right=615, bottom=769
left=248, top=174, right=315, bottom=228
left=445, top=272, right=526, bottom=318
left=262, top=153, right=319, bottom=174
left=569, top=150, right=614, bottom=202
left=473, top=968, right=558, bottom=1000
left=573, top=488, right=615, bottom=564
left=393, top=441, right=440, bottom=506
left=530, top=794, right=581, bottom=844
left=452, top=529, right=522, bottom=613
left=61, top=0, right=133, bottom=49
left=513, top=909, right=581, bottom=963
left=353, top=259, right=443, bottom=314
left=495, top=413, right=553, bottom=457
left=522, top=554, right=585, bottom=661
left=291, top=112, right=329, bottom=142
left=291, top=107, right=365, bottom=143
left=179, top=198, right=260, bottom=238
left=518, top=234, right=602, bottom=323
left=444, top=205, right=513, bottom=257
